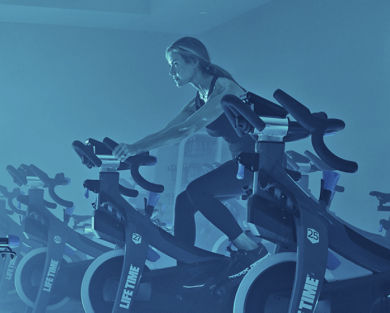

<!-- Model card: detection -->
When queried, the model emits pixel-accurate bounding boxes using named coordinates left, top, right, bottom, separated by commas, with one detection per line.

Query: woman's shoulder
left=213, top=76, right=246, bottom=97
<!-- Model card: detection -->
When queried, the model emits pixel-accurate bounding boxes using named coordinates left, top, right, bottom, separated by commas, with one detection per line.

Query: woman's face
left=166, top=51, right=198, bottom=87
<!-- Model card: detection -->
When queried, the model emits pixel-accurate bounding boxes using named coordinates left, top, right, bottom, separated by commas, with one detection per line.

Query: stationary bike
left=72, top=137, right=251, bottom=313
left=0, top=185, right=37, bottom=302
left=6, top=163, right=111, bottom=313
left=220, top=89, right=390, bottom=313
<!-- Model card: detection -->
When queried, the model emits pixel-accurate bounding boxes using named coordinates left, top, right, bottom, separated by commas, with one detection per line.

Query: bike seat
left=245, top=91, right=288, bottom=118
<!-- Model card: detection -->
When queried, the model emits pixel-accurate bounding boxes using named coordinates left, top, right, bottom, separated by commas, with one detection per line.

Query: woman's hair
left=166, top=37, right=234, bottom=81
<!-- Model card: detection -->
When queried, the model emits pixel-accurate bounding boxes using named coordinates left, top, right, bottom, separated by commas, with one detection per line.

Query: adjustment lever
left=119, top=184, right=138, bottom=198
left=84, top=180, right=100, bottom=193
left=237, top=152, right=259, bottom=172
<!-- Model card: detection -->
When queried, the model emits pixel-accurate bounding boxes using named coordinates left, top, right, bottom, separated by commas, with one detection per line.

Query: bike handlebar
left=28, top=164, right=74, bottom=208
left=72, top=140, right=102, bottom=168
left=221, top=94, right=266, bottom=138
left=273, top=89, right=358, bottom=173
left=103, top=137, right=164, bottom=193
left=221, top=90, right=358, bottom=174
left=0, top=185, right=25, bottom=215
left=73, top=138, right=164, bottom=193
left=6, top=165, right=27, bottom=186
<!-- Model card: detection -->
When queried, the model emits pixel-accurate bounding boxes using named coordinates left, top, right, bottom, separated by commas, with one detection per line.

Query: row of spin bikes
left=1, top=89, right=390, bottom=313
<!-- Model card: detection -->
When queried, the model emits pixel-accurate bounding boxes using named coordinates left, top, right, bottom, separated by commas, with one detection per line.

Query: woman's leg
left=185, top=159, right=256, bottom=249
left=174, top=191, right=197, bottom=246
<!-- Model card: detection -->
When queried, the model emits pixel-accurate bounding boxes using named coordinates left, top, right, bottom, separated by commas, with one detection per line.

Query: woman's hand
left=113, top=143, right=136, bottom=161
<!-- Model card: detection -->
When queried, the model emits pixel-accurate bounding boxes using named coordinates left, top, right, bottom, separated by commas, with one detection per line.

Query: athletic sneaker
left=180, top=245, right=268, bottom=289
left=226, top=245, right=269, bottom=279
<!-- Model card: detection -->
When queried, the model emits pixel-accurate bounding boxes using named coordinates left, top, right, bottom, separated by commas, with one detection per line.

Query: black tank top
left=195, top=76, right=255, bottom=158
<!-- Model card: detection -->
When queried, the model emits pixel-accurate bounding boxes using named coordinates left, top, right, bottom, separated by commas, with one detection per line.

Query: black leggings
left=174, top=159, right=253, bottom=246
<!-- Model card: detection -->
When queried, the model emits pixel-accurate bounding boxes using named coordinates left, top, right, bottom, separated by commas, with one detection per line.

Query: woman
left=114, top=37, right=267, bottom=275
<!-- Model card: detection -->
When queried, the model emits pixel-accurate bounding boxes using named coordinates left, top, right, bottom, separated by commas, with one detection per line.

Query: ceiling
left=0, top=0, right=271, bottom=34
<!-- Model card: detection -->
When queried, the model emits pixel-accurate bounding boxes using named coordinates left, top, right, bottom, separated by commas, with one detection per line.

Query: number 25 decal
left=307, top=228, right=320, bottom=244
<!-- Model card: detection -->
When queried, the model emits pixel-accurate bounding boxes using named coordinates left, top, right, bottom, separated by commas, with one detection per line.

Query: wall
left=1, top=0, right=388, bottom=231
left=0, top=23, right=195, bottom=213
left=201, top=0, right=390, bottom=231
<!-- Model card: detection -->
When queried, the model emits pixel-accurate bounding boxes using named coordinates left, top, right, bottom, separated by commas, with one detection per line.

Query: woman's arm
left=113, top=98, right=196, bottom=158
left=132, top=78, right=245, bottom=151
left=129, top=98, right=196, bottom=150
left=114, top=78, right=245, bottom=158
left=164, top=97, right=197, bottom=128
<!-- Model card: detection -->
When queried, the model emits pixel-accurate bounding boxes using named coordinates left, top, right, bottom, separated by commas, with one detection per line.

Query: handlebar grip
left=28, top=164, right=74, bottom=208
left=273, top=89, right=358, bottom=173
left=273, top=89, right=346, bottom=134
left=119, top=152, right=163, bottom=192
left=131, top=167, right=164, bottom=193
left=102, top=137, right=119, bottom=151
left=273, top=89, right=319, bottom=132
left=246, top=91, right=288, bottom=118
left=48, top=187, right=74, bottom=208
left=311, top=134, right=358, bottom=173
left=102, top=137, right=164, bottom=192
left=72, top=140, right=102, bottom=168
left=6, top=165, right=27, bottom=186
left=29, top=164, right=50, bottom=185
left=86, top=138, right=112, bottom=155
left=126, top=153, right=156, bottom=166
left=221, top=95, right=265, bottom=137
left=0, top=185, right=8, bottom=196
